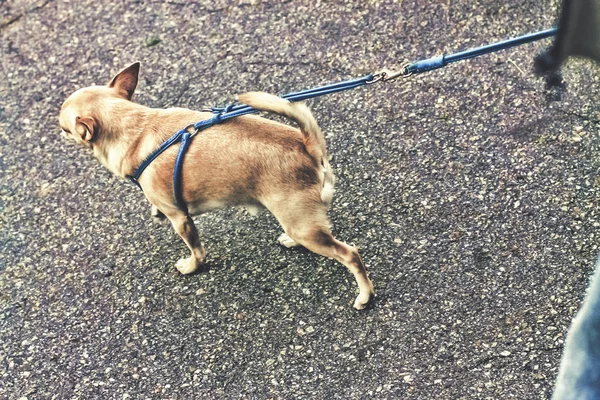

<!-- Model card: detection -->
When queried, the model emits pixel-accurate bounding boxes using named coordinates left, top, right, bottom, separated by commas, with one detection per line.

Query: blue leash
left=406, top=27, right=558, bottom=76
left=374, top=27, right=558, bottom=82
left=130, top=27, right=556, bottom=213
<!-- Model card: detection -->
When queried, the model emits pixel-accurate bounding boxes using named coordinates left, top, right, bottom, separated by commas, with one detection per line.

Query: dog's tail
left=238, top=92, right=335, bottom=205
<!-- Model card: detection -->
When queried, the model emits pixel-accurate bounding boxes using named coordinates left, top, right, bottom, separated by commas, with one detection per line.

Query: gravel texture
left=1, top=0, right=600, bottom=399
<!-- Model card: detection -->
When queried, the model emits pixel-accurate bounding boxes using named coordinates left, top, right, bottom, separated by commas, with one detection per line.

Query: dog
left=59, top=62, right=375, bottom=309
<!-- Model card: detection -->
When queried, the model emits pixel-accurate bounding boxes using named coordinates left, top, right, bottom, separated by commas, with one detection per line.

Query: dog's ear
left=108, top=62, right=140, bottom=100
left=75, top=116, right=96, bottom=142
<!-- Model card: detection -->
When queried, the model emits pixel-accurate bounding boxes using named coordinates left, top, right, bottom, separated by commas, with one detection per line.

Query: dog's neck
left=91, top=100, right=171, bottom=178
left=89, top=99, right=143, bottom=177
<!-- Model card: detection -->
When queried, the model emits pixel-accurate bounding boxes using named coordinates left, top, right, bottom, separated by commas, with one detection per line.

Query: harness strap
left=129, top=114, right=235, bottom=212
left=129, top=128, right=185, bottom=188
left=174, top=131, right=192, bottom=212
left=129, top=114, right=223, bottom=186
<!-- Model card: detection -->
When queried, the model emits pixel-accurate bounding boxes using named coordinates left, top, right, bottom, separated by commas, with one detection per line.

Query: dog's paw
left=278, top=233, right=300, bottom=248
left=175, top=257, right=200, bottom=275
left=353, top=291, right=375, bottom=310
left=245, top=205, right=261, bottom=216
left=151, top=205, right=166, bottom=222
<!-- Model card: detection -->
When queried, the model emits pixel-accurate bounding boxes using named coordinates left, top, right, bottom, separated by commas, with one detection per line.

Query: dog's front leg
left=151, top=204, right=166, bottom=221
left=166, top=213, right=206, bottom=274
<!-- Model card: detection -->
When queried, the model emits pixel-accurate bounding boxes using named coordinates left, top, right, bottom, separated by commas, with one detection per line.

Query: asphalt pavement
left=1, top=0, right=600, bottom=399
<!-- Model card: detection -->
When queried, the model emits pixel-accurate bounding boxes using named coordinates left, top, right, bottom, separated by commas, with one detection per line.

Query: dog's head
left=59, top=62, right=141, bottom=146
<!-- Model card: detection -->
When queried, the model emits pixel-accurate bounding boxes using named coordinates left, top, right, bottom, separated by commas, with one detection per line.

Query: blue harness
left=128, top=27, right=557, bottom=214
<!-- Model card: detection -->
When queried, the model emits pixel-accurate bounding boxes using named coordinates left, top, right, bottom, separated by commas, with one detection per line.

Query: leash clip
left=369, top=64, right=412, bottom=84
left=382, top=64, right=412, bottom=81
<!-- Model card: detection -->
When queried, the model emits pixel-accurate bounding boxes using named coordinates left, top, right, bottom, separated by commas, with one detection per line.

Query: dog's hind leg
left=294, top=227, right=374, bottom=310
left=164, top=212, right=206, bottom=274
left=267, top=196, right=375, bottom=310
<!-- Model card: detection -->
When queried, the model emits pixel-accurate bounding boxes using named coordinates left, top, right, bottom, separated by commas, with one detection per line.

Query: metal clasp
left=183, top=123, right=201, bottom=138
left=368, top=64, right=412, bottom=84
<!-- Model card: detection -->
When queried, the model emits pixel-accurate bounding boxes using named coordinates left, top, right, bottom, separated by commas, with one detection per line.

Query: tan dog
left=59, top=62, right=375, bottom=309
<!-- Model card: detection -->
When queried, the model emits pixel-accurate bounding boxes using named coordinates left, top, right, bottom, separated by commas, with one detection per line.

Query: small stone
left=145, top=36, right=161, bottom=47
left=500, top=350, right=511, bottom=357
